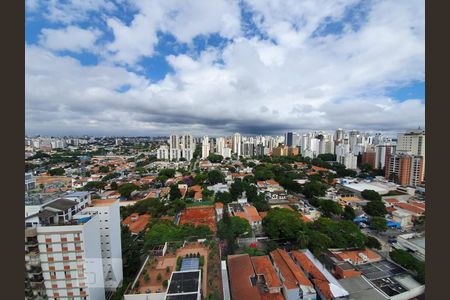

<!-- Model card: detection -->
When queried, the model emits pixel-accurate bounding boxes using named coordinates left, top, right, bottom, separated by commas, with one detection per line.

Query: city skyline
left=26, top=0, right=424, bottom=136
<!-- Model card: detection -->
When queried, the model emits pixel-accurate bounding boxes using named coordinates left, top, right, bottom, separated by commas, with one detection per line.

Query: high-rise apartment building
left=285, top=132, right=294, bottom=147
left=232, top=133, right=241, bottom=156
left=375, top=144, right=396, bottom=169
left=80, top=200, right=123, bottom=291
left=385, top=153, right=424, bottom=186
left=36, top=214, right=106, bottom=300
left=201, top=136, right=210, bottom=159
left=156, top=145, right=169, bottom=160
left=167, top=134, right=196, bottom=161
left=396, top=129, right=425, bottom=178
left=25, top=193, right=122, bottom=300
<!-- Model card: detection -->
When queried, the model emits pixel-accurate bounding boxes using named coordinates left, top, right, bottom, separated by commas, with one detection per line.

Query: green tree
left=218, top=216, right=251, bottom=239
left=207, top=170, right=225, bottom=185
left=118, top=183, right=138, bottom=198
left=302, top=181, right=326, bottom=199
left=263, top=208, right=305, bottom=242
left=169, top=185, right=182, bottom=201
left=343, top=205, right=356, bottom=221
left=364, top=200, right=388, bottom=217
left=49, top=167, right=65, bottom=176
left=390, top=249, right=425, bottom=284
left=319, top=200, right=343, bottom=218
left=215, top=191, right=232, bottom=204
left=156, top=273, right=162, bottom=281
left=110, top=182, right=118, bottom=190
left=159, top=168, right=176, bottom=178
left=99, top=165, right=110, bottom=173
left=371, top=216, right=388, bottom=232
left=207, top=154, right=224, bottom=163
left=365, top=236, right=382, bottom=249
left=361, top=189, right=382, bottom=201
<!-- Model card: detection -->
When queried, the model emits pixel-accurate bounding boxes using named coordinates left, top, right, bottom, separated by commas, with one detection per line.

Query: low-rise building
left=270, top=249, right=316, bottom=300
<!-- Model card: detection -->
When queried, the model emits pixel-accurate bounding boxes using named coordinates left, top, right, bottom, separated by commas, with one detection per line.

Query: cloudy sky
left=25, top=0, right=424, bottom=136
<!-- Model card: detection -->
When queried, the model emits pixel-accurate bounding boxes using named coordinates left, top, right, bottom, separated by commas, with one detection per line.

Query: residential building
left=270, top=249, right=316, bottom=300
left=37, top=214, right=106, bottom=300
left=201, top=136, right=210, bottom=159
left=227, top=254, right=261, bottom=300
left=26, top=172, right=37, bottom=191
left=385, top=153, right=423, bottom=186
left=80, top=200, right=123, bottom=291
left=157, top=145, right=169, bottom=160
left=396, top=129, right=425, bottom=178
left=291, top=249, right=349, bottom=300
left=232, top=133, right=242, bottom=156
left=361, top=151, right=376, bottom=169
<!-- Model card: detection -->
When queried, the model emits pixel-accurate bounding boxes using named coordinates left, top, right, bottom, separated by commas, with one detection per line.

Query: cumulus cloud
left=25, top=0, right=425, bottom=136
left=38, top=26, right=101, bottom=53
left=105, top=0, right=241, bottom=65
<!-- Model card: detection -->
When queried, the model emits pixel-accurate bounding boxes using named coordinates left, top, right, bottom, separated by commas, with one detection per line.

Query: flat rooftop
left=166, top=270, right=200, bottom=295
left=343, top=182, right=390, bottom=194
left=338, top=277, right=387, bottom=300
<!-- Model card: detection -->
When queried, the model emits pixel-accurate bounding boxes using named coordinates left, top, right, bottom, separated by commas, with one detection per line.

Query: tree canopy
left=207, top=169, right=225, bottom=185
left=118, top=183, right=138, bottom=198
left=364, top=200, right=388, bottom=217
left=361, top=189, right=382, bottom=201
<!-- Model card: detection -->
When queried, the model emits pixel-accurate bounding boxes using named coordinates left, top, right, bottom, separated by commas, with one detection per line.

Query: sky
left=25, top=0, right=425, bottom=137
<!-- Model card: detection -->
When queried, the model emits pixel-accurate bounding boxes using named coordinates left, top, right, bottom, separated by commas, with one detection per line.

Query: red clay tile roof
left=270, top=249, right=313, bottom=289
left=301, top=215, right=313, bottom=223
left=251, top=256, right=282, bottom=289
left=312, top=166, right=329, bottom=172
left=385, top=198, right=399, bottom=204
left=387, top=207, right=397, bottom=213
left=215, top=202, right=224, bottom=209
left=259, top=211, right=268, bottom=219
left=395, top=203, right=425, bottom=214
left=410, top=201, right=426, bottom=210
left=122, top=213, right=151, bottom=234
left=291, top=251, right=332, bottom=299
left=227, top=254, right=261, bottom=300
left=245, top=205, right=262, bottom=223
left=330, top=249, right=382, bottom=265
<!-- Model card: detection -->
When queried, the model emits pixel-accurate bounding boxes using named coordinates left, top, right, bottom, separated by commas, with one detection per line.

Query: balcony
left=29, top=266, right=43, bottom=275
left=26, top=245, right=39, bottom=255
left=25, top=237, right=39, bottom=247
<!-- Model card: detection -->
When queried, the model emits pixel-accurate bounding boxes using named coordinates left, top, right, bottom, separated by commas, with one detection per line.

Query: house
left=228, top=202, right=263, bottom=234
left=265, top=191, right=289, bottom=204
left=269, top=249, right=316, bottom=300
left=122, top=213, right=151, bottom=235
left=227, top=254, right=261, bottom=300
left=291, top=250, right=349, bottom=300
left=329, top=249, right=382, bottom=266
left=251, top=256, right=284, bottom=299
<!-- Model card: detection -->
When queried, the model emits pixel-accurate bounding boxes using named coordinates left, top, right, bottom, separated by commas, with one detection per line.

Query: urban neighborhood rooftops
left=122, top=213, right=151, bottom=235
left=270, top=249, right=313, bottom=289
left=227, top=254, right=261, bottom=300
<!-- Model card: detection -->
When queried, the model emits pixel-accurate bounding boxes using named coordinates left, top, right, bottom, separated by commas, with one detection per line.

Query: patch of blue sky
left=239, top=1, right=270, bottom=41
left=312, top=0, right=372, bottom=38
left=385, top=81, right=425, bottom=102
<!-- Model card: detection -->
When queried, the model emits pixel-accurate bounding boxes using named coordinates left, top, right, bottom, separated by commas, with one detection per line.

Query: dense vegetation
left=390, top=249, right=425, bottom=284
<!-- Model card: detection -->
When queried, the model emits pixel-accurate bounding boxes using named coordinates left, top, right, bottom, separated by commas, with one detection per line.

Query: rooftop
left=338, top=276, right=387, bottom=300
left=122, top=213, right=151, bottom=234
left=251, top=255, right=282, bottom=289
left=227, top=254, right=261, bottom=300
left=167, top=270, right=201, bottom=295
left=330, top=249, right=382, bottom=265
left=90, top=199, right=118, bottom=206
left=270, top=249, right=313, bottom=289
